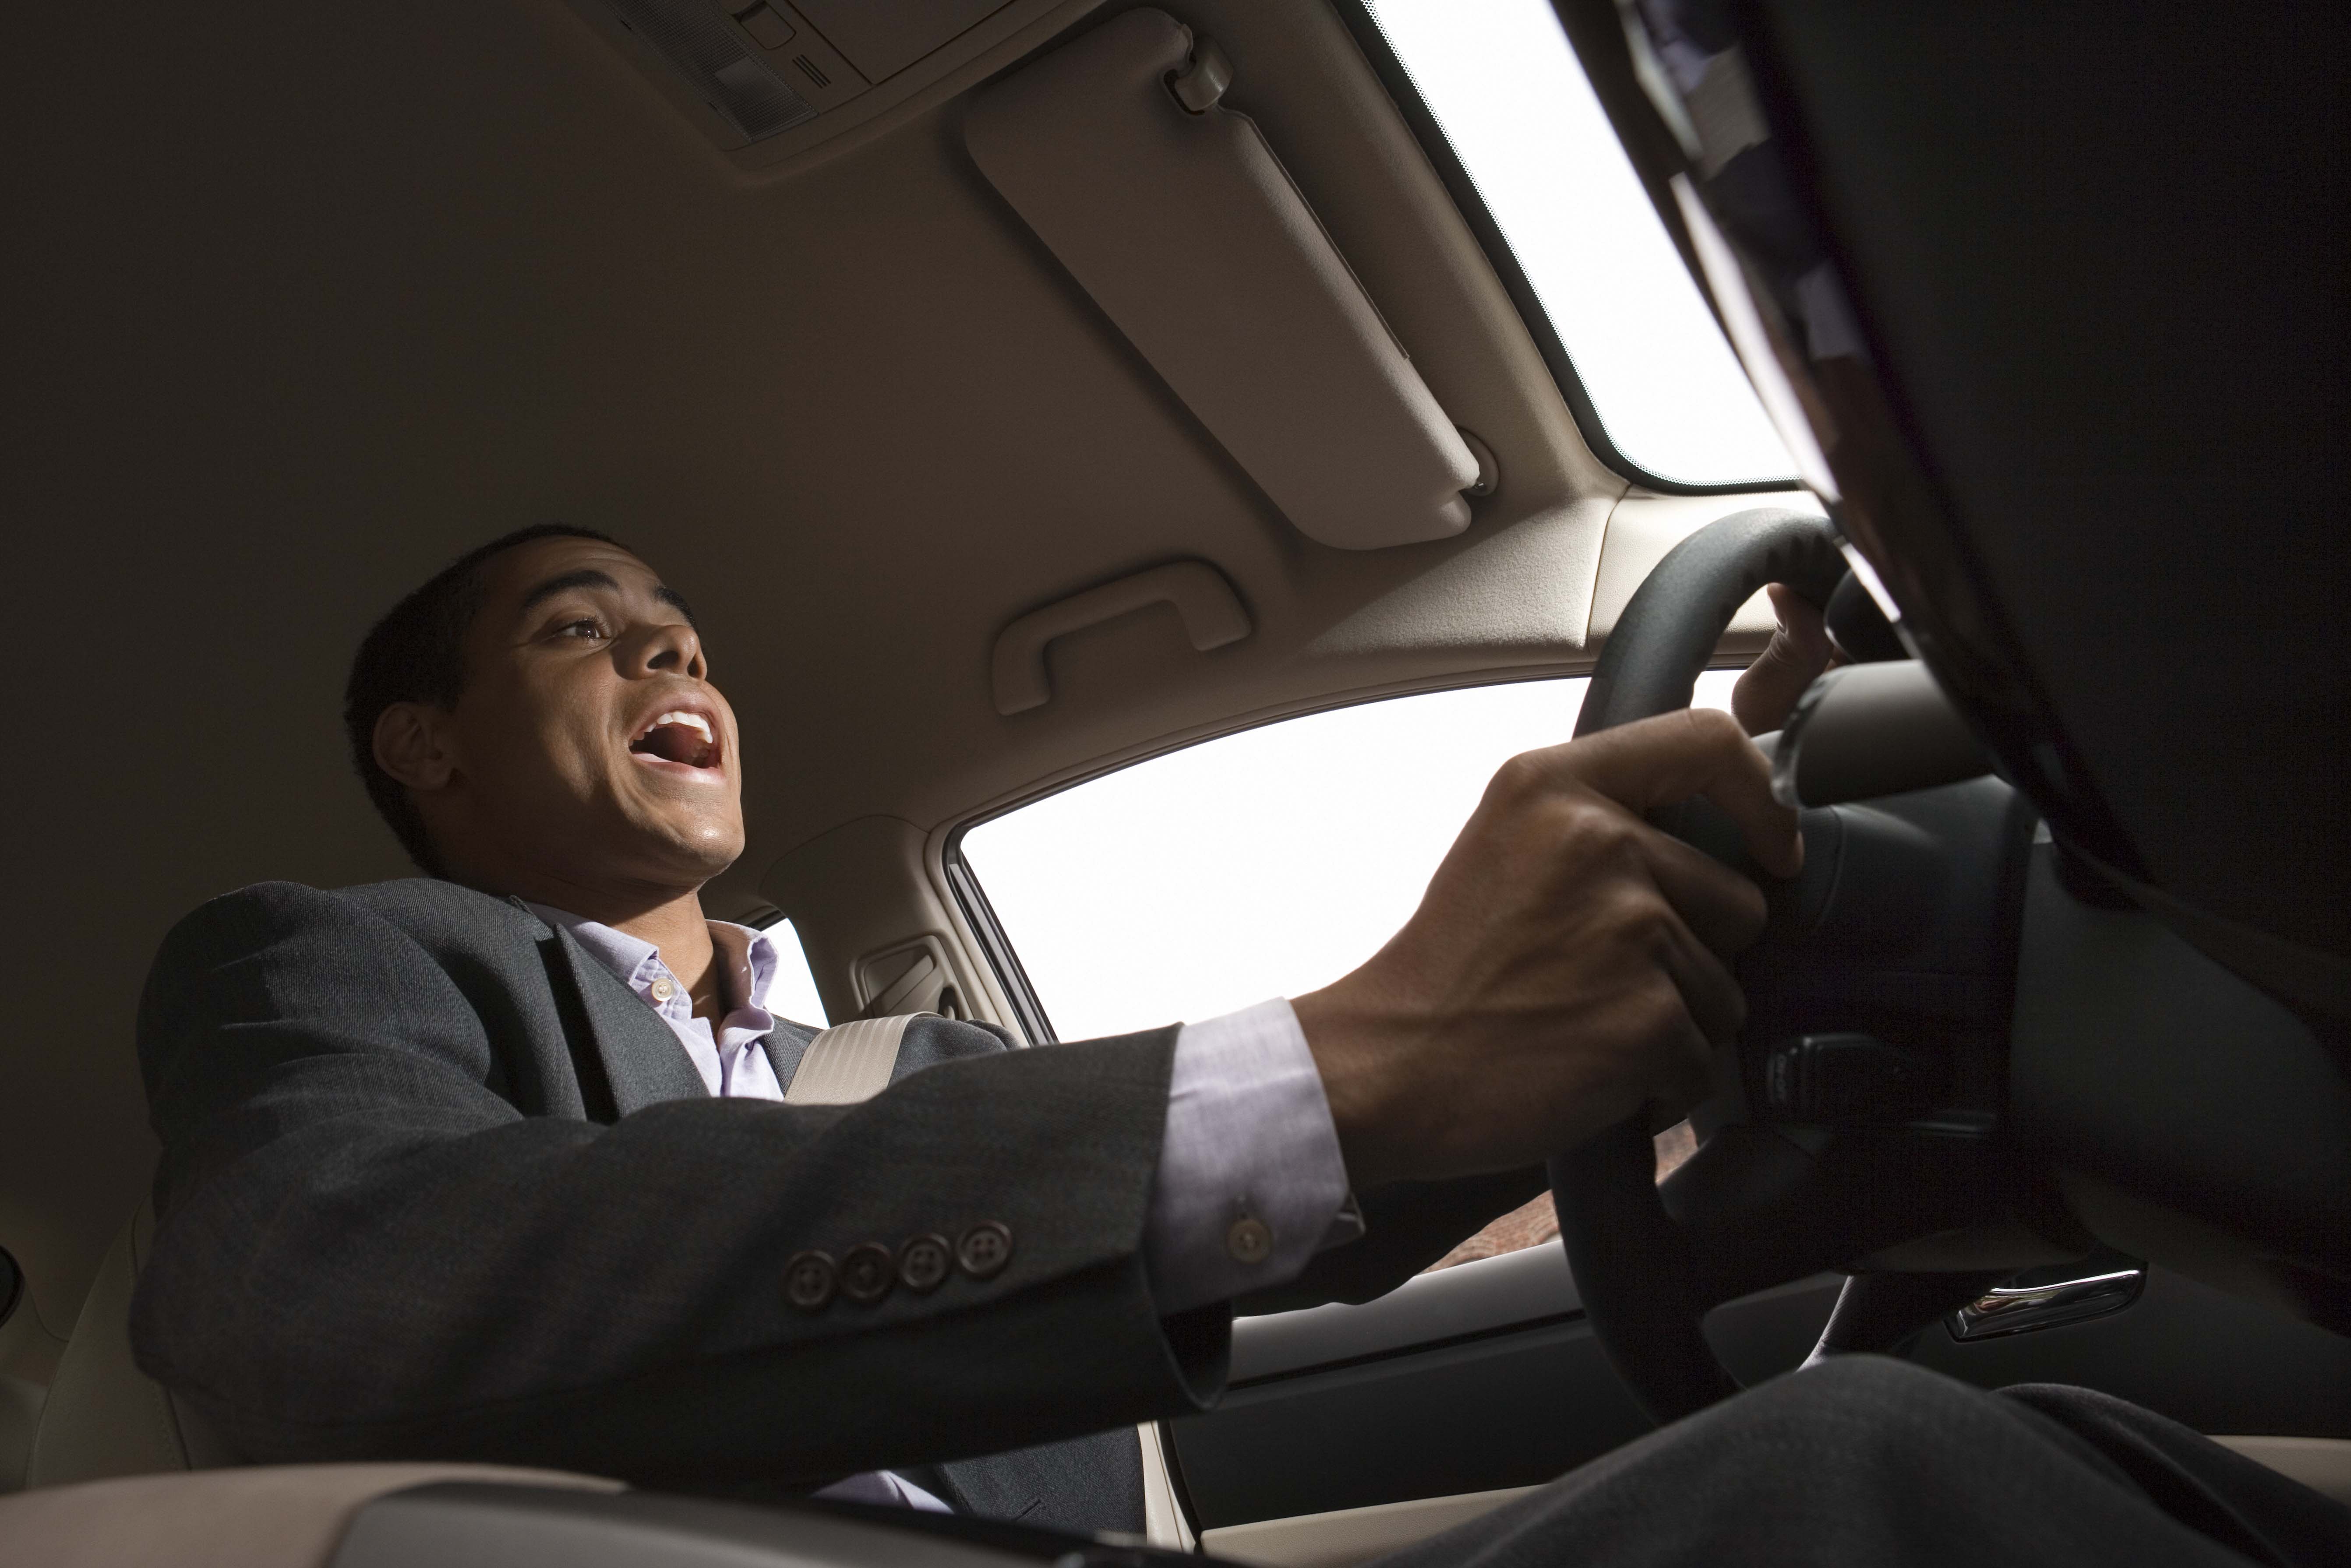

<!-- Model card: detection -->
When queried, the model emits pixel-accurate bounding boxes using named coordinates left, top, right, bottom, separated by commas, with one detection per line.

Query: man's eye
left=556, top=619, right=606, bottom=640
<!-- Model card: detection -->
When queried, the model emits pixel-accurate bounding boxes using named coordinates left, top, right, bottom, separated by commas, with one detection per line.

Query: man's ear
left=373, top=702, right=460, bottom=794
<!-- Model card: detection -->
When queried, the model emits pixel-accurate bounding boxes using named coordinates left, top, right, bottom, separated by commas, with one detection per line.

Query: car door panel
left=1171, top=1249, right=2351, bottom=1532
left=1169, top=1254, right=1839, bottom=1529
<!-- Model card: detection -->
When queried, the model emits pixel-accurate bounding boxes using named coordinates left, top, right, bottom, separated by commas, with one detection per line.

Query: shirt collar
left=525, top=903, right=780, bottom=1021
left=707, top=918, right=778, bottom=1026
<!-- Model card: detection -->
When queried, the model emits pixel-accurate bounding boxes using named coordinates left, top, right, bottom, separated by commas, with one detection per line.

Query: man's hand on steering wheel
left=1731, top=583, right=1841, bottom=737
left=1292, top=697, right=1803, bottom=1194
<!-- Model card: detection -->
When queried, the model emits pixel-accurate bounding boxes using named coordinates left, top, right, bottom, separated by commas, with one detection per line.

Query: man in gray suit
left=131, top=526, right=2343, bottom=1562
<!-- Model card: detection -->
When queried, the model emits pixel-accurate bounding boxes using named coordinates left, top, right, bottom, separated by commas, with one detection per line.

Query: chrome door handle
left=1949, top=1262, right=2145, bottom=1341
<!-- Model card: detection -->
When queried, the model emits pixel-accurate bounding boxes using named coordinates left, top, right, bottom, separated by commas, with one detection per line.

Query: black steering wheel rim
left=1548, top=508, right=1849, bottom=1424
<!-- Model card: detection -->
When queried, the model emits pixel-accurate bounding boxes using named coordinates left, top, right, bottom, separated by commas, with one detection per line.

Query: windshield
left=1359, top=0, right=1794, bottom=488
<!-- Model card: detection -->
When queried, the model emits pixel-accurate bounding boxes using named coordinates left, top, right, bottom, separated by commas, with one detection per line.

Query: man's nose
left=622, top=620, right=707, bottom=680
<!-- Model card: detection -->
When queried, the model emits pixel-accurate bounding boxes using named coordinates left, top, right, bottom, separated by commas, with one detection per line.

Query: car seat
left=23, top=1203, right=231, bottom=1487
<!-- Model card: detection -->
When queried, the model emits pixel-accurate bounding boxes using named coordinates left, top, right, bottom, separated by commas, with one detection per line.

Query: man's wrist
left=1291, top=976, right=1419, bottom=1192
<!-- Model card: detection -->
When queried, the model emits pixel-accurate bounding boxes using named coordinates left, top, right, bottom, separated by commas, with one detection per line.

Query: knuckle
left=1555, top=795, right=1634, bottom=857
left=1487, top=751, right=1548, bottom=804
left=1685, top=705, right=1747, bottom=749
left=1596, top=882, right=1670, bottom=942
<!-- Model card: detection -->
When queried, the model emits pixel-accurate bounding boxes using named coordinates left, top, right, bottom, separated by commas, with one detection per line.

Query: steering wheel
left=1547, top=509, right=2045, bottom=1423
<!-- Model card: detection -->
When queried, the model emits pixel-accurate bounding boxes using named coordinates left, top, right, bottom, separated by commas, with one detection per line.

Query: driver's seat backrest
left=25, top=1202, right=233, bottom=1488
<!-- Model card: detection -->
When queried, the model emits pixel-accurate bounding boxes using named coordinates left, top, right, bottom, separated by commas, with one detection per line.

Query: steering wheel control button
left=899, top=1234, right=952, bottom=1293
left=839, top=1243, right=896, bottom=1305
left=783, top=1251, right=836, bottom=1312
left=1226, top=1216, right=1274, bottom=1265
left=957, top=1222, right=1013, bottom=1279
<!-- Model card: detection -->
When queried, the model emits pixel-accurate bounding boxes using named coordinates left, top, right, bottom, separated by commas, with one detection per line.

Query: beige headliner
left=1, top=0, right=1782, bottom=1343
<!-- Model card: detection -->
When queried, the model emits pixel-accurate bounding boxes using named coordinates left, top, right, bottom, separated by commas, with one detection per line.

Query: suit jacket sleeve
left=131, top=883, right=1223, bottom=1486
left=1235, top=1167, right=1551, bottom=1317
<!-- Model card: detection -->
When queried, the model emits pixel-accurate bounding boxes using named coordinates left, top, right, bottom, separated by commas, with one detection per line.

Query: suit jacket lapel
left=537, top=923, right=710, bottom=1117
left=759, top=1022, right=819, bottom=1094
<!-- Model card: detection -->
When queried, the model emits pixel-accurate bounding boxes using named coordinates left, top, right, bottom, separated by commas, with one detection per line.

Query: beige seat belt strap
left=780, top=1013, right=933, bottom=1105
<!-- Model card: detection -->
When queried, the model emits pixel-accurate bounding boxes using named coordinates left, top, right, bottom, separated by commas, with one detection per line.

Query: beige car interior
left=3, top=0, right=2343, bottom=1560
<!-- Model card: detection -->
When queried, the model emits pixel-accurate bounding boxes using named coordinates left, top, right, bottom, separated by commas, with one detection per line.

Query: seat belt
left=780, top=1014, right=934, bottom=1105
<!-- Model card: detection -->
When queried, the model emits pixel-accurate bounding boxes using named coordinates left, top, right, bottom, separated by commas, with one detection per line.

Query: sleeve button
left=1226, top=1216, right=1274, bottom=1265
left=840, top=1242, right=896, bottom=1305
left=957, top=1221, right=1014, bottom=1279
left=784, top=1250, right=836, bottom=1311
left=899, top=1234, right=952, bottom=1293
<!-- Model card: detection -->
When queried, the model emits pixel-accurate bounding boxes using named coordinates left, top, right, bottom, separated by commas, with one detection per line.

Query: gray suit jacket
left=130, top=879, right=1543, bottom=1526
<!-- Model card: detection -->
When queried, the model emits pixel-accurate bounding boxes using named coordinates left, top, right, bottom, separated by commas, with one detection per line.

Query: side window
left=751, top=916, right=833, bottom=1028
left=955, top=673, right=1736, bottom=1267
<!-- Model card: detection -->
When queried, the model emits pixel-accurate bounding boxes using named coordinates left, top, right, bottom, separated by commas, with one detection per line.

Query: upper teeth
left=651, top=711, right=713, bottom=743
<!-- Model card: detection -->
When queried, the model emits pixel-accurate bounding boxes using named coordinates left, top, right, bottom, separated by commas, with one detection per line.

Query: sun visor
left=965, top=10, right=1483, bottom=550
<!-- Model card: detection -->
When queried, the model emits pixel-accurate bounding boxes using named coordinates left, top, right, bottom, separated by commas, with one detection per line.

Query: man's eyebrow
left=518, top=568, right=621, bottom=614
left=515, top=570, right=698, bottom=627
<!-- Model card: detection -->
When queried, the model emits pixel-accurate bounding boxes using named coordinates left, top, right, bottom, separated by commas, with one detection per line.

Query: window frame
left=940, top=849, right=1060, bottom=1046
left=1333, top=0, right=1802, bottom=497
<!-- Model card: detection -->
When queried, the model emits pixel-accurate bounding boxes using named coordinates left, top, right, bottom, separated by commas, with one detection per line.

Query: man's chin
left=645, top=828, right=745, bottom=886
left=592, top=804, right=745, bottom=890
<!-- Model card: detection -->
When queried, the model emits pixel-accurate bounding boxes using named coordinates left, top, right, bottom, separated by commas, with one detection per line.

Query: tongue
left=633, top=724, right=706, bottom=766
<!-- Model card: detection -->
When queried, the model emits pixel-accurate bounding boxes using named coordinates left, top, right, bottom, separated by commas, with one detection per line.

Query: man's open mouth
left=628, top=708, right=720, bottom=771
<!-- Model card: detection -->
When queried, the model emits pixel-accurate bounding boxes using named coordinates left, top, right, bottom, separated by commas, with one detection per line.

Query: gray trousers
left=1381, top=1357, right=2348, bottom=1568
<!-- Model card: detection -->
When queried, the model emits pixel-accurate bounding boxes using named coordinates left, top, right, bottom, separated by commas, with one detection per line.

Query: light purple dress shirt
left=528, top=906, right=1356, bottom=1510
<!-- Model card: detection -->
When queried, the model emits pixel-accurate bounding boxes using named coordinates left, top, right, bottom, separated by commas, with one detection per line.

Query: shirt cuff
left=1143, top=998, right=1355, bottom=1316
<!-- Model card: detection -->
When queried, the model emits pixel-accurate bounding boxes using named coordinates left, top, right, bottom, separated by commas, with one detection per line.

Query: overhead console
left=966, top=10, right=1491, bottom=550
left=557, top=0, right=1097, bottom=172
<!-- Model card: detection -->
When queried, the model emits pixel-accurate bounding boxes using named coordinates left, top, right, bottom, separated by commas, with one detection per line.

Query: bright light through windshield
left=1363, top=0, right=1793, bottom=487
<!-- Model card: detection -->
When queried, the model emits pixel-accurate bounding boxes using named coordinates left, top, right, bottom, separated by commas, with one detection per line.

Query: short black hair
left=344, top=523, right=625, bottom=875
